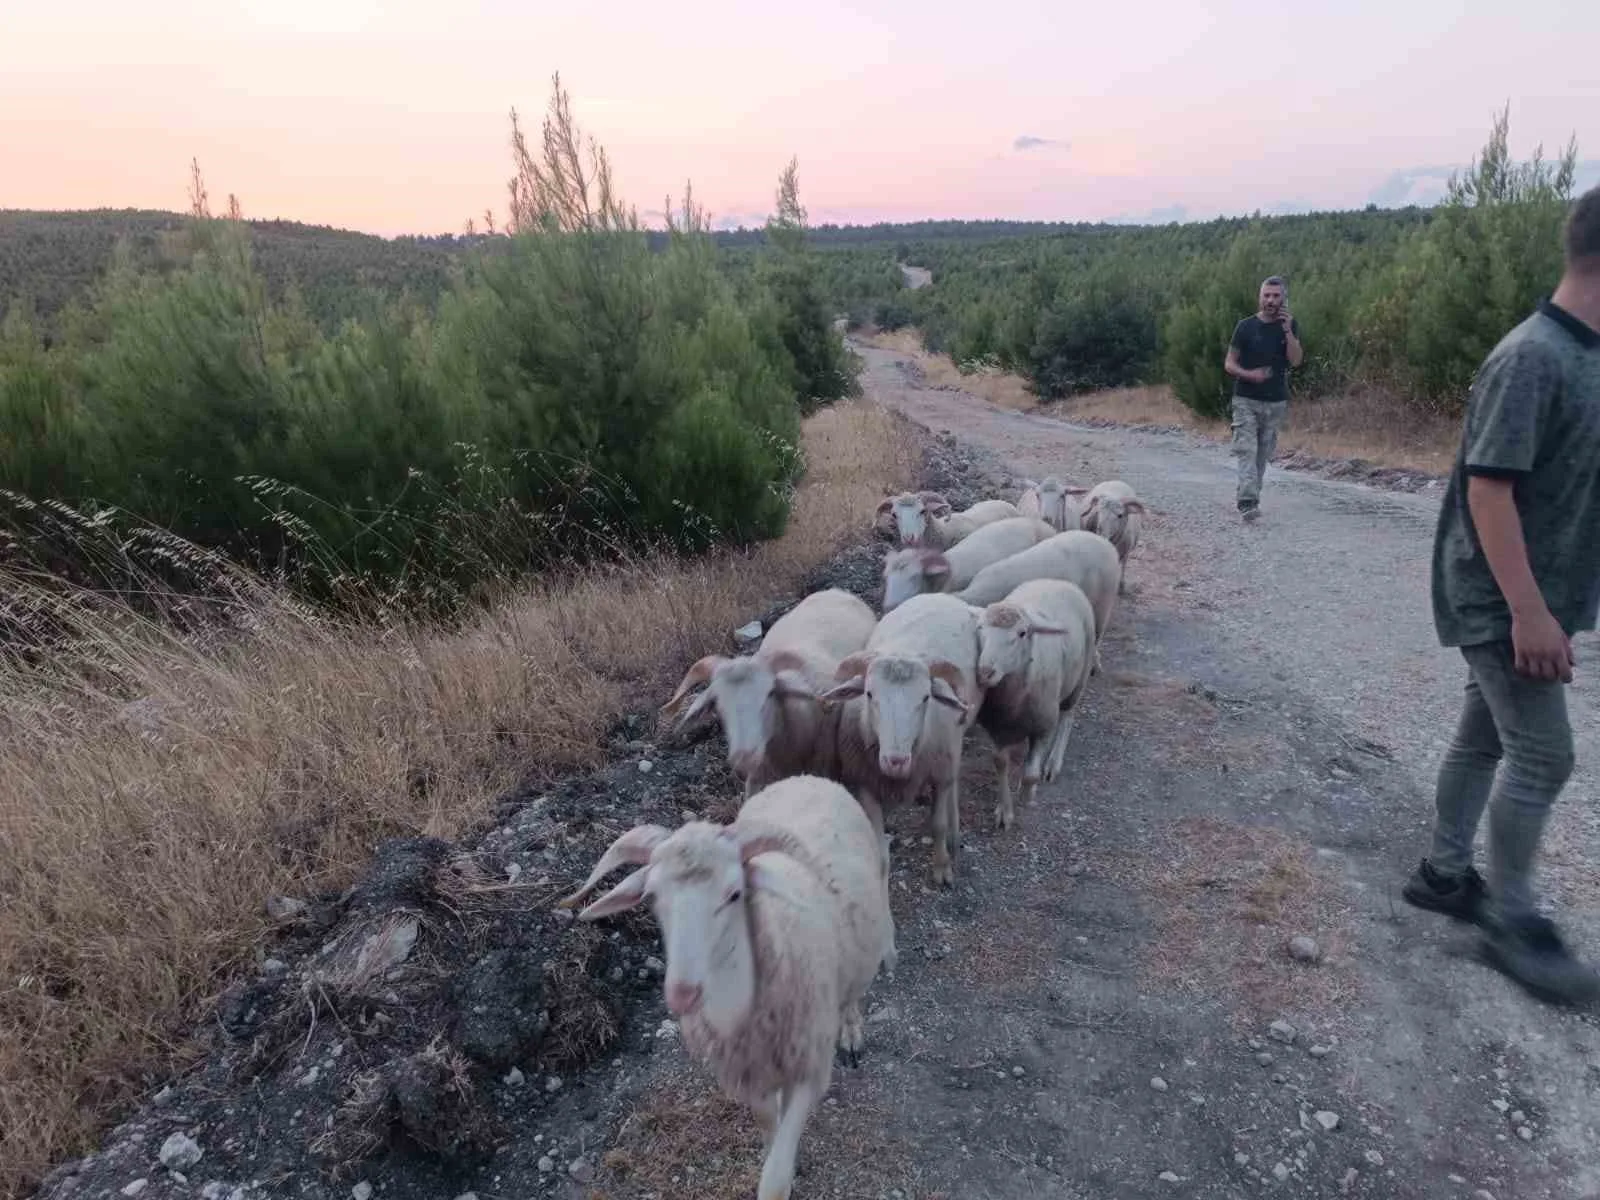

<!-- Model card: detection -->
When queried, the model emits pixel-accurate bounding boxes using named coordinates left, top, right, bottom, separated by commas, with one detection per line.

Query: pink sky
left=3, top=0, right=1598, bottom=236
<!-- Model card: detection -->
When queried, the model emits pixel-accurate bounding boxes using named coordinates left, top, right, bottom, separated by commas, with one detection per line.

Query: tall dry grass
left=0, top=397, right=920, bottom=1200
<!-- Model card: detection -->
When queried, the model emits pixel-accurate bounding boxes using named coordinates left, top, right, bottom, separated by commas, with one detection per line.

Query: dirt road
left=39, top=345, right=1600, bottom=1200
left=823, top=341, right=1600, bottom=1199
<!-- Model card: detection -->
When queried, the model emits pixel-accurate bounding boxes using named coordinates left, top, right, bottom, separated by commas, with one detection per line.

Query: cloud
left=1013, top=135, right=1069, bottom=153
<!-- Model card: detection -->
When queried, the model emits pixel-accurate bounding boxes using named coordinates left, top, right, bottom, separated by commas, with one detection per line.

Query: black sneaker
left=1402, top=859, right=1489, bottom=923
left=1479, top=913, right=1600, bottom=1006
left=1239, top=501, right=1261, bottom=523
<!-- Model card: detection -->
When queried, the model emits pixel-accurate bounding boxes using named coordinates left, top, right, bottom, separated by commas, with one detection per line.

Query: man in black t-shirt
left=1224, top=276, right=1303, bottom=521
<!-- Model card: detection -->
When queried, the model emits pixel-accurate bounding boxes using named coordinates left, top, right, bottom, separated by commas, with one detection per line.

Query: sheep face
left=889, top=494, right=928, bottom=546
left=882, top=548, right=951, bottom=613
left=681, top=658, right=817, bottom=781
left=826, top=654, right=968, bottom=779
left=1038, top=482, right=1073, bottom=530
left=874, top=491, right=951, bottom=547
left=1083, top=494, right=1143, bottom=545
left=975, top=603, right=1036, bottom=688
left=565, top=822, right=809, bottom=1037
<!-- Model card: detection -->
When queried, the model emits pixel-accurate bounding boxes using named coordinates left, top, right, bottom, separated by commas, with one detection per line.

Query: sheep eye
left=724, top=888, right=743, bottom=906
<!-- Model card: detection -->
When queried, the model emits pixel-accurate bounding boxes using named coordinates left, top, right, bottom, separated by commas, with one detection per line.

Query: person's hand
left=1250, top=366, right=1273, bottom=384
left=1511, top=606, right=1575, bottom=682
left=1278, top=310, right=1295, bottom=333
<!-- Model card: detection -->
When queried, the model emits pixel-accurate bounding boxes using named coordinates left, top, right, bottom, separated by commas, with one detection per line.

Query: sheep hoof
left=994, top=805, right=1013, bottom=831
left=931, top=862, right=955, bottom=888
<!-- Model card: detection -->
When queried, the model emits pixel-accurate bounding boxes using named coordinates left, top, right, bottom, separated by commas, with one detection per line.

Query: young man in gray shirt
left=1404, top=184, right=1600, bottom=1005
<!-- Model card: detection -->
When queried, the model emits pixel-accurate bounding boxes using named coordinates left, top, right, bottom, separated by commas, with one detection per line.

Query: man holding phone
left=1403, top=184, right=1600, bottom=1005
left=1224, top=276, right=1302, bottom=522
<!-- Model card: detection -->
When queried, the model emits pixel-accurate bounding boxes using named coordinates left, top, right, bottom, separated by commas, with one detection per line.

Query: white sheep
left=660, top=589, right=876, bottom=799
left=1017, top=476, right=1081, bottom=533
left=821, top=591, right=982, bottom=888
left=875, top=492, right=1020, bottom=548
left=561, top=775, right=895, bottom=1200
left=973, top=579, right=1098, bottom=830
left=880, top=516, right=1056, bottom=613
left=953, top=529, right=1121, bottom=672
left=1070, top=479, right=1146, bottom=593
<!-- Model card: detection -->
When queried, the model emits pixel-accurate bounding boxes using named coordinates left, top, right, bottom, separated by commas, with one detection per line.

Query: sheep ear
left=772, top=668, right=817, bottom=702
left=929, top=676, right=970, bottom=718
left=1028, top=623, right=1068, bottom=636
left=576, top=865, right=652, bottom=921
left=820, top=675, right=866, bottom=703
left=560, top=825, right=671, bottom=908
left=875, top=497, right=895, bottom=516
left=744, top=858, right=815, bottom=912
left=1123, top=499, right=1145, bottom=514
left=764, top=648, right=806, bottom=674
left=661, top=655, right=726, bottom=719
left=678, top=688, right=716, bottom=729
left=919, top=491, right=952, bottom=516
left=922, top=553, right=953, bottom=582
left=833, top=651, right=874, bottom=681
left=1064, top=486, right=1091, bottom=496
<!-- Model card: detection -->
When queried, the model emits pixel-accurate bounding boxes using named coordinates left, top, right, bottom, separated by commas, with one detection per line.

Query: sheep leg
left=929, top=775, right=960, bottom=888
left=838, top=1001, right=865, bottom=1067
left=758, top=1079, right=823, bottom=1200
left=1042, top=707, right=1078, bottom=784
left=992, top=744, right=1016, bottom=831
left=753, top=1092, right=781, bottom=1150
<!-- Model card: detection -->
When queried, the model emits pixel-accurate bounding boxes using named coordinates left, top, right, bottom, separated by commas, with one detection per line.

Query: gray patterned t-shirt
left=1431, top=299, right=1600, bottom=649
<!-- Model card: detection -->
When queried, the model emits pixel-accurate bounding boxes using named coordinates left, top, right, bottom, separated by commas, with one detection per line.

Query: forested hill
left=0, top=209, right=485, bottom=330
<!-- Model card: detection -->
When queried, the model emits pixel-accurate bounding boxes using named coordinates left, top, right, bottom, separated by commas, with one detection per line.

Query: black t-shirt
left=1230, top=314, right=1300, bottom=402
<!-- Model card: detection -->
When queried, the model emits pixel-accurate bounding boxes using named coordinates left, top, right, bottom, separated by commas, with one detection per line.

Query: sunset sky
left=4, top=0, right=1598, bottom=236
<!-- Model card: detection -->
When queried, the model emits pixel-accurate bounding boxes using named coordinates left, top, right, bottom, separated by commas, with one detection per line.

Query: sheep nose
left=977, top=667, right=997, bottom=687
left=665, top=980, right=703, bottom=1016
left=881, top=753, right=912, bottom=777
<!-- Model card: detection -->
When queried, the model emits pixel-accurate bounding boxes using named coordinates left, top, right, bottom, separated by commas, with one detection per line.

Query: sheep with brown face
left=874, top=491, right=1020, bottom=548
left=822, top=591, right=982, bottom=888
left=562, top=775, right=894, bottom=1200
left=661, top=589, right=876, bottom=799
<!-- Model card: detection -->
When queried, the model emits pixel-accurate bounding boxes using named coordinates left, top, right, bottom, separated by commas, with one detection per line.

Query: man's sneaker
left=1479, top=912, right=1600, bottom=1006
left=1401, top=859, right=1488, bottom=923
left=1239, top=502, right=1261, bottom=523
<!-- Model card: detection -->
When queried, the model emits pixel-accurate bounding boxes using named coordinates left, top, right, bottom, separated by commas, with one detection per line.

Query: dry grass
left=859, top=328, right=1461, bottom=476
left=1113, top=816, right=1360, bottom=1029
left=0, top=397, right=920, bottom=1200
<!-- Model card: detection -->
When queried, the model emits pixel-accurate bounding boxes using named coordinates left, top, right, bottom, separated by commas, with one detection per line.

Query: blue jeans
left=1429, top=640, right=1577, bottom=921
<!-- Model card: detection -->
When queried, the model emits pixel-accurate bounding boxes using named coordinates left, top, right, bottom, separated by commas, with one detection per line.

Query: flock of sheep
left=560, top=475, right=1146, bottom=1200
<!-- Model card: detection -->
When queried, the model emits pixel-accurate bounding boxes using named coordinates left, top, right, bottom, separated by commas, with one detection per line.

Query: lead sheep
left=1017, top=476, right=1081, bottom=533
left=660, top=589, right=876, bottom=799
left=562, top=775, right=895, bottom=1200
left=953, top=529, right=1121, bottom=674
left=875, top=492, right=1020, bottom=548
left=973, top=579, right=1098, bottom=830
left=822, top=591, right=982, bottom=888
left=1070, top=479, right=1146, bottom=592
left=881, top=516, right=1056, bottom=613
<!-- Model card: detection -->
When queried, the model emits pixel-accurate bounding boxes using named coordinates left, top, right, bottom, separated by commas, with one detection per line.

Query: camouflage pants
left=1230, top=396, right=1287, bottom=510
